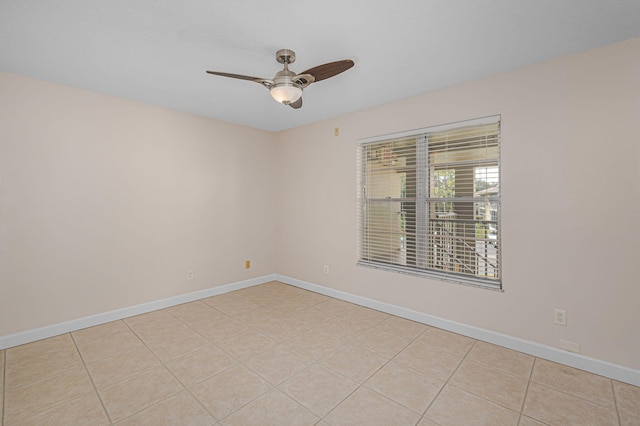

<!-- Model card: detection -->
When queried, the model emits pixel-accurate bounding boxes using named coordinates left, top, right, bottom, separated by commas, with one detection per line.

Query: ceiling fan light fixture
left=270, top=82, right=302, bottom=105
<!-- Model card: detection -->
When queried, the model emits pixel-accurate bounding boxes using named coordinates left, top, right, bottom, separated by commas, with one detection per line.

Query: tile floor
left=1, top=281, right=639, bottom=425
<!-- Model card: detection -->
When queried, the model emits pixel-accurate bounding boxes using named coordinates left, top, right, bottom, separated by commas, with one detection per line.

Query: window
left=357, top=116, right=501, bottom=289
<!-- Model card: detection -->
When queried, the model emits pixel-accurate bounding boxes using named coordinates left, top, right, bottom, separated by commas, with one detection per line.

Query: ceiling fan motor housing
left=276, top=49, right=296, bottom=64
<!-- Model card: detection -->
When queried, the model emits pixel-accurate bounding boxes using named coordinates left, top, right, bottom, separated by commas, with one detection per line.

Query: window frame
left=357, top=115, right=502, bottom=290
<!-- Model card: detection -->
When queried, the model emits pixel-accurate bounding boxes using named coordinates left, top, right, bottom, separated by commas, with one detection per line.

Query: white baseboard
left=0, top=274, right=276, bottom=350
left=276, top=274, right=640, bottom=387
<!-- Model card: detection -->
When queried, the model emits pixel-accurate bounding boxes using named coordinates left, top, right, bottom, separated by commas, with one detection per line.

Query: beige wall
left=276, top=38, right=640, bottom=370
left=1, top=38, right=639, bottom=372
left=0, top=72, right=278, bottom=335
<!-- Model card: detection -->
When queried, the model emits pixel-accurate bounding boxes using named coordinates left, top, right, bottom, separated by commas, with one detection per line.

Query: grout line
left=610, top=379, right=623, bottom=426
left=517, top=354, right=538, bottom=425
left=4, top=335, right=110, bottom=425
left=418, top=338, right=477, bottom=421
left=117, top=317, right=209, bottom=424
left=528, top=372, right=619, bottom=410
left=319, top=315, right=431, bottom=422
left=119, top=321, right=182, bottom=405
left=69, top=332, right=113, bottom=424
left=148, top=299, right=305, bottom=424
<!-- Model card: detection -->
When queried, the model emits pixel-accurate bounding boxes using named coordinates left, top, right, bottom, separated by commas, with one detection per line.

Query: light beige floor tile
left=518, top=415, right=548, bottom=425
left=6, top=334, right=73, bottom=362
left=614, top=380, right=640, bottom=418
left=523, top=382, right=618, bottom=426
left=394, top=340, right=463, bottom=381
left=531, top=359, right=614, bottom=408
left=266, top=294, right=325, bottom=315
left=86, top=344, right=161, bottom=388
left=131, top=320, right=193, bottom=344
left=259, top=282, right=305, bottom=297
left=190, top=364, right=271, bottom=420
left=232, top=283, right=294, bottom=302
left=13, top=393, right=109, bottom=426
left=190, top=317, right=249, bottom=343
left=216, top=330, right=275, bottom=361
left=417, top=328, right=475, bottom=357
left=324, top=387, right=421, bottom=426
left=449, top=359, right=529, bottom=411
left=279, top=363, right=358, bottom=417
left=115, top=391, right=215, bottom=426
left=6, top=340, right=83, bottom=388
left=353, top=328, right=411, bottom=358
left=341, top=306, right=390, bottom=328
left=291, top=289, right=331, bottom=305
left=235, top=306, right=281, bottom=328
left=223, top=389, right=319, bottom=426
left=245, top=288, right=277, bottom=304
left=4, top=366, right=95, bottom=424
left=267, top=318, right=312, bottom=341
left=315, top=316, right=372, bottom=341
left=314, top=298, right=357, bottom=316
left=209, top=298, right=260, bottom=317
left=165, top=345, right=235, bottom=387
left=6, top=337, right=82, bottom=394
left=123, top=310, right=177, bottom=333
left=249, top=314, right=310, bottom=341
left=74, top=329, right=145, bottom=364
left=142, top=328, right=211, bottom=363
left=619, top=411, right=640, bottom=426
left=284, top=328, right=344, bottom=360
left=365, top=361, right=445, bottom=415
left=97, top=366, right=184, bottom=421
left=375, top=316, right=428, bottom=339
left=320, top=345, right=388, bottom=383
left=285, top=305, right=338, bottom=326
left=229, top=285, right=267, bottom=300
left=417, top=418, right=441, bottom=426
left=426, top=385, right=519, bottom=426
left=245, top=344, right=312, bottom=385
left=166, top=301, right=228, bottom=326
left=467, top=341, right=534, bottom=378
left=200, top=292, right=242, bottom=307
left=245, top=292, right=291, bottom=308
left=71, top=321, right=130, bottom=346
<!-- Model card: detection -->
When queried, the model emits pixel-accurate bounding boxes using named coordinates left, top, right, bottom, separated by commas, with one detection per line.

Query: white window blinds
left=357, top=116, right=501, bottom=289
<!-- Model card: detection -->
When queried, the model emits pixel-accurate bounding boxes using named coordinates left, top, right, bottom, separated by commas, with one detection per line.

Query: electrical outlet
left=187, top=269, right=195, bottom=280
left=334, top=127, right=339, bottom=136
left=323, top=265, right=330, bottom=275
left=553, top=309, right=567, bottom=326
left=245, top=260, right=251, bottom=269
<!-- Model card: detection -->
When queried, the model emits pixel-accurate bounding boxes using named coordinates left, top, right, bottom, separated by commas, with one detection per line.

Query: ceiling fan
left=206, top=49, right=354, bottom=109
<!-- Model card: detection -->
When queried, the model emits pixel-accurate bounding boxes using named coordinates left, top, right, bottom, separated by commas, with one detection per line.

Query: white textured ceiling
left=2, top=0, right=640, bottom=132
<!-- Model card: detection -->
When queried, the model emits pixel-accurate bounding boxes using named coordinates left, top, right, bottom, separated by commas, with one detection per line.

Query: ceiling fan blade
left=206, top=71, right=273, bottom=88
left=206, top=70, right=260, bottom=81
left=289, top=97, right=303, bottom=109
left=301, top=59, right=354, bottom=82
